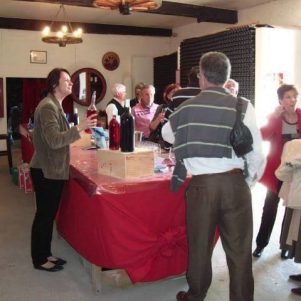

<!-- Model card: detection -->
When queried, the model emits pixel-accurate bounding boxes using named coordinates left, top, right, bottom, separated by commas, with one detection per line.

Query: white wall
left=255, top=27, right=301, bottom=125
left=0, top=29, right=173, bottom=135
left=239, top=0, right=301, bottom=29
left=239, top=0, right=301, bottom=124
left=170, top=0, right=301, bottom=60
left=172, top=0, right=301, bottom=122
left=2, top=0, right=301, bottom=145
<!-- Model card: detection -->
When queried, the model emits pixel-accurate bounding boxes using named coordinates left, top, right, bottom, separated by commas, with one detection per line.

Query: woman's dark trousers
left=255, top=189, right=280, bottom=249
left=30, top=168, right=65, bottom=266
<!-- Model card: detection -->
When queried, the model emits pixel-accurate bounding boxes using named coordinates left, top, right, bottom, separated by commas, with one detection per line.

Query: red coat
left=260, top=108, right=301, bottom=193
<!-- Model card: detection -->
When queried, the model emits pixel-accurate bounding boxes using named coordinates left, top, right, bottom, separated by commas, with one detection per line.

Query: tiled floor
left=0, top=143, right=300, bottom=300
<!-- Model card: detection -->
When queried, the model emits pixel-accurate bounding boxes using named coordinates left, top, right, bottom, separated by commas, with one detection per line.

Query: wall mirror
left=71, top=68, right=107, bottom=106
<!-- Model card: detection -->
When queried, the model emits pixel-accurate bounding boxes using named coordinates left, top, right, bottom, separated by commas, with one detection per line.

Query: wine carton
left=97, top=148, right=154, bottom=179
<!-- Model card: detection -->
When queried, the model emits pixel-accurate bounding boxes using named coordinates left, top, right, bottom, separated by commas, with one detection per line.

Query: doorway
left=6, top=77, right=46, bottom=141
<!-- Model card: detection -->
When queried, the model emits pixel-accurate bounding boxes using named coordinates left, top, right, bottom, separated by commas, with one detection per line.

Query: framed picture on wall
left=30, top=50, right=47, bottom=64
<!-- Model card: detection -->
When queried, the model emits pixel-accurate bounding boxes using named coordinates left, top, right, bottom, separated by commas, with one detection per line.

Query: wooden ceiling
left=0, top=0, right=273, bottom=36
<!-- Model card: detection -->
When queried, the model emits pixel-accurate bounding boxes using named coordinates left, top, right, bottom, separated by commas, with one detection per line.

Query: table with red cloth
left=56, top=147, right=219, bottom=283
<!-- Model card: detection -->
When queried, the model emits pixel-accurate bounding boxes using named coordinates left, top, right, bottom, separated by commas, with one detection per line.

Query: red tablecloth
left=56, top=147, right=219, bottom=283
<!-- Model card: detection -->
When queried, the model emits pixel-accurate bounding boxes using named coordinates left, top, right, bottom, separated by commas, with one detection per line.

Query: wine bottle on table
left=73, top=108, right=79, bottom=126
left=109, top=115, right=120, bottom=150
left=85, top=91, right=97, bottom=133
left=120, top=107, right=134, bottom=152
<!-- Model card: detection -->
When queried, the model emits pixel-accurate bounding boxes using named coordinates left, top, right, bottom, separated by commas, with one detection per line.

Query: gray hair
left=111, top=83, right=126, bottom=96
left=134, top=82, right=145, bottom=92
left=141, top=84, right=155, bottom=93
left=199, top=52, right=231, bottom=85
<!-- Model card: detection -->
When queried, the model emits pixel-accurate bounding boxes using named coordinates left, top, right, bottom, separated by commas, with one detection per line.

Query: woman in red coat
left=253, top=84, right=301, bottom=258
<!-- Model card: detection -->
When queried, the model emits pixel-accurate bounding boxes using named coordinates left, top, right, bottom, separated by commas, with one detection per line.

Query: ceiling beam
left=149, top=1, right=237, bottom=24
left=0, top=17, right=172, bottom=37
left=15, top=0, right=95, bottom=7
left=15, top=0, right=238, bottom=24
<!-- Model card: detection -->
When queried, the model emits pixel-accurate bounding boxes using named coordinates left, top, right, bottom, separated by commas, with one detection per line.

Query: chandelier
left=41, top=4, right=83, bottom=47
left=93, top=0, right=162, bottom=15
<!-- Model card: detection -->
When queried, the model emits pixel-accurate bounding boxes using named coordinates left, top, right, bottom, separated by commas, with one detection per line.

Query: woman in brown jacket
left=30, top=68, right=97, bottom=272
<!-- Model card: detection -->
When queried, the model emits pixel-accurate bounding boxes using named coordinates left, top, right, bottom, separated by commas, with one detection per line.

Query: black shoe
left=281, top=249, right=289, bottom=259
left=34, top=263, right=64, bottom=272
left=290, top=274, right=301, bottom=282
left=48, top=257, right=67, bottom=266
left=252, top=246, right=263, bottom=258
left=176, top=291, right=189, bottom=301
left=291, top=287, right=301, bottom=295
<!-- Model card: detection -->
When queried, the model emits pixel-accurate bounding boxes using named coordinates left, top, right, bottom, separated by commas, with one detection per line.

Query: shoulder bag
left=230, top=97, right=253, bottom=157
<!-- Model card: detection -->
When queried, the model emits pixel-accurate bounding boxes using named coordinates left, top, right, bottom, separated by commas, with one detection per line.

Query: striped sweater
left=169, top=86, right=248, bottom=191
left=164, top=87, right=201, bottom=121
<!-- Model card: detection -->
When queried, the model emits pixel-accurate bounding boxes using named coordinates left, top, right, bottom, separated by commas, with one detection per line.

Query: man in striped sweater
left=162, top=52, right=265, bottom=301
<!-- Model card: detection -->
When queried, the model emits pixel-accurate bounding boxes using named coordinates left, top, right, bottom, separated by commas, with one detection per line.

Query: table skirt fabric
left=57, top=178, right=189, bottom=282
left=56, top=147, right=220, bottom=283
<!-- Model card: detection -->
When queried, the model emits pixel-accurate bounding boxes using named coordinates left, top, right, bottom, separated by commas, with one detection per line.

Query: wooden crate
left=97, top=148, right=154, bottom=179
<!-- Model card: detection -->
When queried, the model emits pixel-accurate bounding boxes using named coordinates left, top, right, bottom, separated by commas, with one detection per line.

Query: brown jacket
left=30, top=93, right=80, bottom=180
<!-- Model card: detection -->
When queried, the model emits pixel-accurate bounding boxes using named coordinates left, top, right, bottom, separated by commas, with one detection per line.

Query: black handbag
left=230, top=97, right=253, bottom=157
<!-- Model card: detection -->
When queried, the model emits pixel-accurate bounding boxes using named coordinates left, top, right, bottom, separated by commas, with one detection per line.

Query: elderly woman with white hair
left=106, top=83, right=127, bottom=124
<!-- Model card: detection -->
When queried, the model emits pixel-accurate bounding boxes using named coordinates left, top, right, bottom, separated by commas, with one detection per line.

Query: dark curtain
left=154, top=52, right=177, bottom=104
left=62, top=95, right=74, bottom=122
left=22, top=79, right=46, bottom=123
left=22, top=79, right=74, bottom=123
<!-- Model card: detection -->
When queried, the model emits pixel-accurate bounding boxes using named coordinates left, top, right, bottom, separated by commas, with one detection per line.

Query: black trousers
left=255, top=189, right=281, bottom=249
left=30, top=168, right=65, bottom=266
left=185, top=172, right=253, bottom=301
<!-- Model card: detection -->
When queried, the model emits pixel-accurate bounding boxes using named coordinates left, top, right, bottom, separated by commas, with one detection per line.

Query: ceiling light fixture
left=41, top=4, right=83, bottom=47
left=93, top=0, right=162, bottom=16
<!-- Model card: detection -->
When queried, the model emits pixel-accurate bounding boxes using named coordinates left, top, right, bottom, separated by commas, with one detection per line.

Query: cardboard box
left=97, top=148, right=154, bottom=179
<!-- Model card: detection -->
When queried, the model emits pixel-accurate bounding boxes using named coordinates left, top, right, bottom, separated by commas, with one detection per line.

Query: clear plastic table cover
left=70, top=146, right=174, bottom=196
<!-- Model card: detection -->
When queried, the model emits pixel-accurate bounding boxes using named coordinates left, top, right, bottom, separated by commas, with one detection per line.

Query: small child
left=97, top=110, right=108, bottom=129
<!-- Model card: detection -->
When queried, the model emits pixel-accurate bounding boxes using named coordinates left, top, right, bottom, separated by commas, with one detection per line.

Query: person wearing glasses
left=132, top=84, right=158, bottom=140
left=162, top=52, right=265, bottom=301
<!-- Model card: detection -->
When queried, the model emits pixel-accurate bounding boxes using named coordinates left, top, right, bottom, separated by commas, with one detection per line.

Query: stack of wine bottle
left=84, top=90, right=135, bottom=152
left=85, top=91, right=98, bottom=134
left=180, top=25, right=256, bottom=102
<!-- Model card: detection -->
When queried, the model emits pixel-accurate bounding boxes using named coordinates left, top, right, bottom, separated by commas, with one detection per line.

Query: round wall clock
left=102, top=51, right=120, bottom=71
